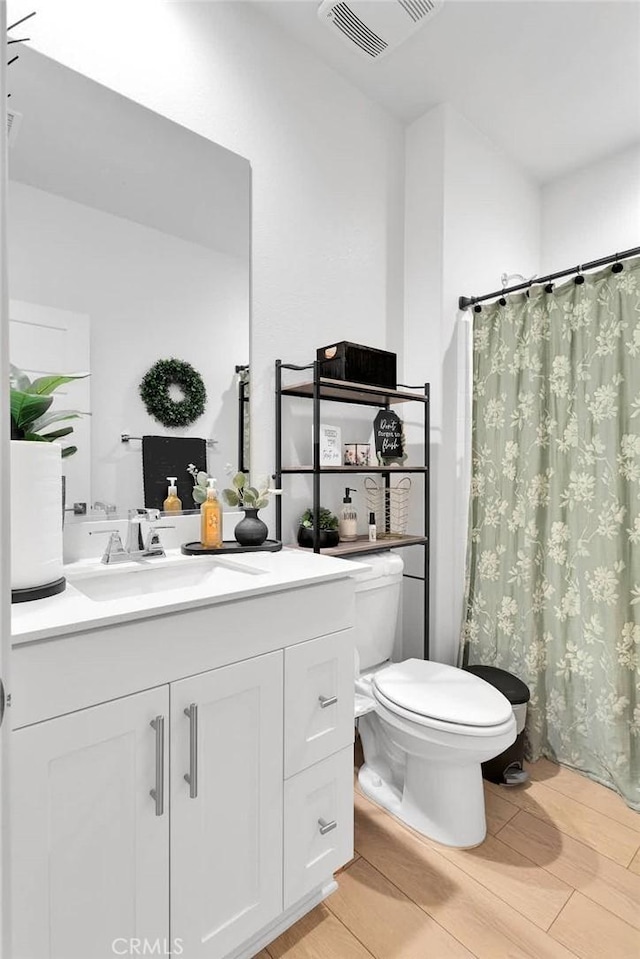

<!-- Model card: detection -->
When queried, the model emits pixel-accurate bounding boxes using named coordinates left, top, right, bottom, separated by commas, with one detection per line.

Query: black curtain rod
left=458, top=244, right=640, bottom=311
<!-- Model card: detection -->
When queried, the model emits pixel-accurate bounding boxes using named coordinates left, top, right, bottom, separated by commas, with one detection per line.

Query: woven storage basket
left=364, top=476, right=411, bottom=537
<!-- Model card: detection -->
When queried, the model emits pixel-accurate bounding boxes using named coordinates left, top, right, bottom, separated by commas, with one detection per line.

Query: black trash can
left=463, top=665, right=530, bottom=786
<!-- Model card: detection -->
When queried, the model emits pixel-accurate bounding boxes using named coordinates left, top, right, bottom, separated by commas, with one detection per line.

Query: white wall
left=25, top=0, right=405, bottom=539
left=8, top=181, right=248, bottom=512
left=541, top=143, right=640, bottom=271
left=11, top=1, right=582, bottom=667
left=0, top=9, right=11, bottom=953
left=404, top=104, right=541, bottom=664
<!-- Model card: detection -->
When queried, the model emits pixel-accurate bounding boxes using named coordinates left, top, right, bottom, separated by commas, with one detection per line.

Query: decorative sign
left=374, top=410, right=405, bottom=465
left=318, top=423, right=342, bottom=467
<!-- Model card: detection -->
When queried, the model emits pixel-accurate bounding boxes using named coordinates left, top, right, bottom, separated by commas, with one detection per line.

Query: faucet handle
left=143, top=524, right=174, bottom=557
left=89, top=529, right=128, bottom=565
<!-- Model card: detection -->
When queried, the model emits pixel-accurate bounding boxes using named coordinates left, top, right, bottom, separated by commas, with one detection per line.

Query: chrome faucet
left=90, top=509, right=175, bottom=564
left=93, top=500, right=117, bottom=517
left=126, top=508, right=175, bottom=559
left=126, top=508, right=159, bottom=554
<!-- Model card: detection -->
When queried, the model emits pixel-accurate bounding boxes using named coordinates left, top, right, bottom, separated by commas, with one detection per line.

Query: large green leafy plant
left=10, top=365, right=88, bottom=458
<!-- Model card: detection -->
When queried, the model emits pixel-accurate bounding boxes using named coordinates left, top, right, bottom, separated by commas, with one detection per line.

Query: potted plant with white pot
left=10, top=365, right=88, bottom=602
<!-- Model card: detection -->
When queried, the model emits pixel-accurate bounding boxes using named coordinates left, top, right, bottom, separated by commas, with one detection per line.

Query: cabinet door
left=284, top=629, right=355, bottom=778
left=171, top=651, right=283, bottom=959
left=11, top=687, right=169, bottom=959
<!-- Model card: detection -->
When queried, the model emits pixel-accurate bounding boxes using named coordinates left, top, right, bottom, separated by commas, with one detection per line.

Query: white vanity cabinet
left=10, top=573, right=357, bottom=959
left=11, top=686, right=170, bottom=959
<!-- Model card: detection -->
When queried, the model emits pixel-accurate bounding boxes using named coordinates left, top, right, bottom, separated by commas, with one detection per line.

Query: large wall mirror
left=7, top=45, right=251, bottom=518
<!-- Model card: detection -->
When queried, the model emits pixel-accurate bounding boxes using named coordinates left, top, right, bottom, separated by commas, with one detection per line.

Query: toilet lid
left=372, top=659, right=513, bottom=727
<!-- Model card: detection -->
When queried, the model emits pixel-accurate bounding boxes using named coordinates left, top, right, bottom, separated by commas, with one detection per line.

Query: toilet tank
left=348, top=553, right=404, bottom=670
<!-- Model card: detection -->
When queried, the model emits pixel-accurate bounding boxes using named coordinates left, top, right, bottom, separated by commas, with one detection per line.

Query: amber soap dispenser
left=163, top=476, right=182, bottom=512
left=200, top=478, right=222, bottom=549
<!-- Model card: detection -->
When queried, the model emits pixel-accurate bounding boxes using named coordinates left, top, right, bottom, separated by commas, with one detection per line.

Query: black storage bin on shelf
left=317, top=341, right=397, bottom=390
left=463, top=665, right=530, bottom=786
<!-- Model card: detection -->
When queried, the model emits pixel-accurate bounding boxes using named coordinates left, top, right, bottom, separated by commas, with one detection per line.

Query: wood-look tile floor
left=258, top=756, right=640, bottom=959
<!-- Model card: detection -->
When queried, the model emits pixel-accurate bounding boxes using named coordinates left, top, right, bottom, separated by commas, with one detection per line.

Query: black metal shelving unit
left=275, top=359, right=431, bottom=659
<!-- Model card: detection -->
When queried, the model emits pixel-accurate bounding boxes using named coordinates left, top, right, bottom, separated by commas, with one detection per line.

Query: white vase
left=11, top=441, right=64, bottom=597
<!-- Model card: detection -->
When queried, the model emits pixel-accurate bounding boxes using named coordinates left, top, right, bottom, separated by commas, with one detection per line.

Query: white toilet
left=351, top=553, right=516, bottom=848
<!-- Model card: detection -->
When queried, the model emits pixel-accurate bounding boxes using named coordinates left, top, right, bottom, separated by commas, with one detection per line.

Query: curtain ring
left=498, top=275, right=508, bottom=306
left=574, top=265, right=585, bottom=285
left=612, top=253, right=624, bottom=274
left=474, top=303, right=482, bottom=313
left=544, top=281, right=554, bottom=294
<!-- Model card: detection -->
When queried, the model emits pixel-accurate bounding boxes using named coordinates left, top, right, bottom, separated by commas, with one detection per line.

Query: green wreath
left=139, top=358, right=206, bottom=428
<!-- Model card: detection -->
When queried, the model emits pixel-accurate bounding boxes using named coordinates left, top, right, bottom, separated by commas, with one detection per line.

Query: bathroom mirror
left=7, top=45, right=251, bottom=517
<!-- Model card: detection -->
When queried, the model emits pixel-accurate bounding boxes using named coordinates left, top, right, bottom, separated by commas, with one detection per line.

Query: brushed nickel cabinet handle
left=318, top=695, right=338, bottom=709
left=184, top=703, right=198, bottom=798
left=149, top=715, right=165, bottom=816
left=318, top=818, right=337, bottom=835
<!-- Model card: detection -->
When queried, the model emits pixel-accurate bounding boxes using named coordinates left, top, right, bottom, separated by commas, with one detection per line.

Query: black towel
left=142, top=435, right=207, bottom=511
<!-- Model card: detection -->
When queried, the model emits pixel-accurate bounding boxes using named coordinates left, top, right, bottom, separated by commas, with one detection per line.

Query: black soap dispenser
left=339, top=487, right=358, bottom=542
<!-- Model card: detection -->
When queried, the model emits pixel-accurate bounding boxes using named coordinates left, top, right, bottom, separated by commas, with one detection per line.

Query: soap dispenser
left=339, top=487, right=358, bottom=542
left=200, top=478, right=222, bottom=549
left=163, top=476, right=182, bottom=512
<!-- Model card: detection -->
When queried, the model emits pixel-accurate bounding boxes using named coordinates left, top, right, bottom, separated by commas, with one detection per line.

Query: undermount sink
left=68, top=557, right=264, bottom=603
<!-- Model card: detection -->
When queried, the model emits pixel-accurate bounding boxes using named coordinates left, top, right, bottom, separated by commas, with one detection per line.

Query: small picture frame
left=318, top=423, right=342, bottom=467
left=344, top=444, right=357, bottom=466
left=356, top=444, right=370, bottom=467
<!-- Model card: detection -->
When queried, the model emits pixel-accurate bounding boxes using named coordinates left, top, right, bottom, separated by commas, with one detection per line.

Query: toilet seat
left=373, top=687, right=516, bottom=739
left=372, top=659, right=513, bottom=730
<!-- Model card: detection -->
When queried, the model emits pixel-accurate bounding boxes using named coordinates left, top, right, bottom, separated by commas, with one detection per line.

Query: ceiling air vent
left=318, top=0, right=443, bottom=59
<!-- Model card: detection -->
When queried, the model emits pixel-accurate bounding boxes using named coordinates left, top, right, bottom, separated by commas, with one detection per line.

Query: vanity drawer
left=283, top=746, right=353, bottom=910
left=284, top=628, right=354, bottom=778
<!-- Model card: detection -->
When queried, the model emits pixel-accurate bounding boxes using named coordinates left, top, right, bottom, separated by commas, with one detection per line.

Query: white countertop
left=12, top=548, right=367, bottom=645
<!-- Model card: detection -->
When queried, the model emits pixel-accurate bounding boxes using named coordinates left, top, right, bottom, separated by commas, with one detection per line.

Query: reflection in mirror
left=8, top=45, right=250, bottom=518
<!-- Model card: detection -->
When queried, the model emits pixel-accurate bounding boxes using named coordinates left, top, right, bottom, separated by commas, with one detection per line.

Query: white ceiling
left=256, top=0, right=640, bottom=183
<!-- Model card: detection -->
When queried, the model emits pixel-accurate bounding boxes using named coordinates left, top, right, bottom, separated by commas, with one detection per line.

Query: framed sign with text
left=374, top=410, right=406, bottom=466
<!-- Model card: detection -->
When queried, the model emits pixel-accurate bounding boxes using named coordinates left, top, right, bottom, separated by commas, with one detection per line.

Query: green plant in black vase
left=297, top=506, right=340, bottom=549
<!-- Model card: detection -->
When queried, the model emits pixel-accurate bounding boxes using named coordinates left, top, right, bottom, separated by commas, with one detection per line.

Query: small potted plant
left=187, top=466, right=281, bottom=547
left=297, top=506, right=340, bottom=549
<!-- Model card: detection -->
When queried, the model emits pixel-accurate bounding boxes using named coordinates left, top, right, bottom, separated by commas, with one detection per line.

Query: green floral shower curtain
left=461, top=257, right=640, bottom=809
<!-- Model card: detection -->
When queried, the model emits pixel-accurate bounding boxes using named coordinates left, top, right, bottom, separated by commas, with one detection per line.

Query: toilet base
left=358, top=758, right=487, bottom=848
left=358, top=762, right=403, bottom=818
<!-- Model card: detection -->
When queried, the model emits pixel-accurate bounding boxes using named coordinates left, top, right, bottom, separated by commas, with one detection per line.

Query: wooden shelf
left=281, top=465, right=428, bottom=474
left=288, top=533, right=428, bottom=557
left=280, top=377, right=428, bottom=407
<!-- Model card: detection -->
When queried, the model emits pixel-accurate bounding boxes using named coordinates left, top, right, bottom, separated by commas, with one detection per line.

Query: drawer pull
left=318, top=818, right=338, bottom=835
left=318, top=695, right=338, bottom=709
